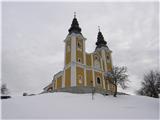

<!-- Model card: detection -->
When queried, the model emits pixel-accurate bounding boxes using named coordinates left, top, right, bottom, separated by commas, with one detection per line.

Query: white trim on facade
left=107, top=80, right=110, bottom=90
left=101, top=49, right=108, bottom=72
left=63, top=39, right=66, bottom=88
left=70, top=35, right=77, bottom=86
left=102, top=72, right=106, bottom=89
left=62, top=73, right=65, bottom=88
left=83, top=39, right=87, bottom=86
left=71, top=35, right=76, bottom=62
left=64, top=63, right=71, bottom=70
left=54, top=71, right=63, bottom=79
left=110, top=51, right=113, bottom=69
left=91, top=54, right=95, bottom=87
left=71, top=63, right=76, bottom=86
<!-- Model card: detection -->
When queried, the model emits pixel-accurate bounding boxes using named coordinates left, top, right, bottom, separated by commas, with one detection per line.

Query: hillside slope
left=2, top=92, right=159, bottom=119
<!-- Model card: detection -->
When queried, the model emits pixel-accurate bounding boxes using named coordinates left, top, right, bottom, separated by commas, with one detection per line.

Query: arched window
left=106, top=55, right=110, bottom=63
left=78, top=42, right=81, bottom=48
left=78, top=58, right=81, bottom=63
left=77, top=41, right=82, bottom=51
left=96, top=77, right=101, bottom=84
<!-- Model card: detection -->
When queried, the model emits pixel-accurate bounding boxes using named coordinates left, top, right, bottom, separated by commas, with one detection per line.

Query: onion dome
left=68, top=12, right=82, bottom=34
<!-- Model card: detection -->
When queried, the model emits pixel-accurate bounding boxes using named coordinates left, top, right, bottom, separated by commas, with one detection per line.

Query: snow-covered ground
left=2, top=92, right=159, bottom=119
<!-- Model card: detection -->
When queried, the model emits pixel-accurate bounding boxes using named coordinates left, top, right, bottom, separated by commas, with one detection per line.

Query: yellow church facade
left=43, top=15, right=116, bottom=94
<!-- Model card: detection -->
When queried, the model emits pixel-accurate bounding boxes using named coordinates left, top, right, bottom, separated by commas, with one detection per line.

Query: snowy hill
left=2, top=92, right=159, bottom=119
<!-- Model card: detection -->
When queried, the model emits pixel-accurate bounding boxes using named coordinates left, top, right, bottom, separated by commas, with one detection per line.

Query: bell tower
left=63, top=13, right=86, bottom=88
left=95, top=27, right=113, bottom=72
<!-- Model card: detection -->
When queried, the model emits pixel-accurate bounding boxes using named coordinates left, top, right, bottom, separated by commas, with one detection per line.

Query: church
left=43, top=14, right=116, bottom=95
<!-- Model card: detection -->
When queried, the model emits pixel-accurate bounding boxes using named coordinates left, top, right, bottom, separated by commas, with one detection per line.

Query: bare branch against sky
left=1, top=2, right=159, bottom=94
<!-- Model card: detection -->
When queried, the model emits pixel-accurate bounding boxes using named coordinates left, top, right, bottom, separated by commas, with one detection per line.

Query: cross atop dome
left=98, top=26, right=100, bottom=32
left=74, top=12, right=76, bottom=18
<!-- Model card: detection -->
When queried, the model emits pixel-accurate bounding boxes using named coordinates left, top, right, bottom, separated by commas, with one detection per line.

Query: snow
left=2, top=92, right=159, bottom=119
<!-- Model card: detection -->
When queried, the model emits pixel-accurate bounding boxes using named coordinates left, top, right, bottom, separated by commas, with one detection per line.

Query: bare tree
left=1, top=84, right=9, bottom=95
left=105, top=66, right=129, bottom=97
left=23, top=92, right=28, bottom=96
left=137, top=70, right=160, bottom=98
left=1, top=84, right=11, bottom=99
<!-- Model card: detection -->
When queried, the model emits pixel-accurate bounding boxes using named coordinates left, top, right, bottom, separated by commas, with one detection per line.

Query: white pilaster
left=91, top=54, right=95, bottom=87
left=62, top=72, right=65, bottom=88
left=83, top=40, right=87, bottom=86
left=101, top=49, right=108, bottom=72
left=102, top=72, right=106, bottom=89
left=110, top=51, right=113, bottom=69
left=107, top=80, right=110, bottom=90
left=62, top=38, right=67, bottom=88
left=64, top=39, right=67, bottom=67
left=71, top=34, right=76, bottom=86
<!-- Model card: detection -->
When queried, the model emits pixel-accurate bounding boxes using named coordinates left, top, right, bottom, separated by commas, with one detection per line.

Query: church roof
left=68, top=13, right=82, bottom=35
left=95, top=27, right=108, bottom=49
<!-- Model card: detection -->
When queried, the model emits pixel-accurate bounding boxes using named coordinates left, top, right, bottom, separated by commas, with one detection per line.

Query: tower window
left=94, top=55, right=99, bottom=60
left=78, top=42, right=81, bottom=48
left=96, top=77, right=101, bottom=84
left=77, top=41, right=82, bottom=51
left=78, top=58, right=81, bottom=63
left=106, top=56, right=110, bottom=63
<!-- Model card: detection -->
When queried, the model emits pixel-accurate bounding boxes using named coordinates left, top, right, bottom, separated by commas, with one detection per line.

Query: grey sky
left=2, top=2, right=159, bottom=94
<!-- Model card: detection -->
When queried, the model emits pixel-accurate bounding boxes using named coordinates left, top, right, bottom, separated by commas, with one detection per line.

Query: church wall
left=65, top=40, right=71, bottom=65
left=65, top=67, right=71, bottom=88
left=97, top=50, right=103, bottom=71
left=93, top=54, right=102, bottom=70
left=86, top=53, right=92, bottom=66
left=100, top=59, right=103, bottom=71
left=86, top=70, right=93, bottom=86
left=109, top=83, right=115, bottom=92
left=102, top=60, right=105, bottom=71
left=57, top=76, right=62, bottom=89
left=101, top=50, right=107, bottom=72
left=94, top=71, right=103, bottom=88
left=53, top=82, right=55, bottom=89
left=55, top=79, right=57, bottom=89
left=105, top=80, right=108, bottom=90
left=105, top=52, right=112, bottom=71
left=76, top=38, right=84, bottom=64
left=76, top=50, right=84, bottom=64
left=76, top=66, right=84, bottom=86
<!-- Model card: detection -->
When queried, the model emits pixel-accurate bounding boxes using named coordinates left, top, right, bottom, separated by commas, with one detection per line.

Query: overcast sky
left=2, top=2, right=159, bottom=95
